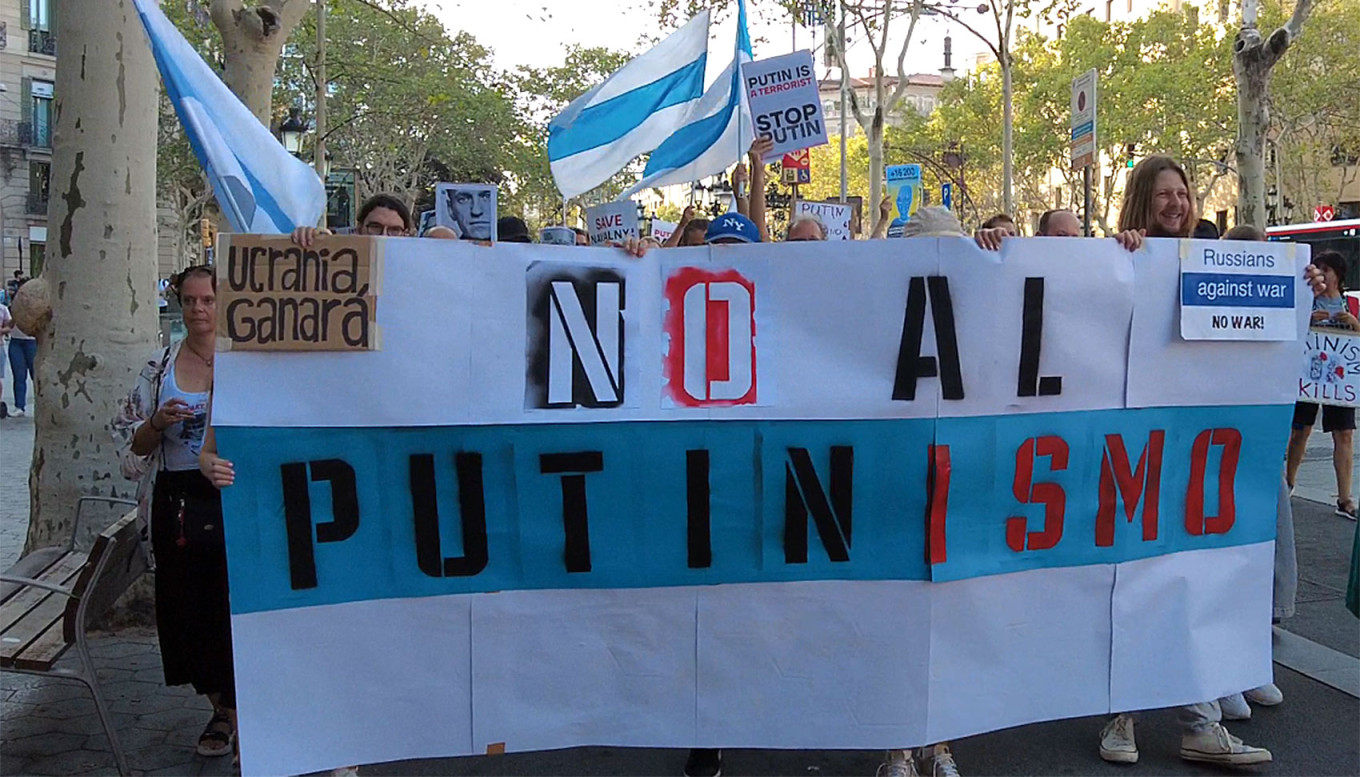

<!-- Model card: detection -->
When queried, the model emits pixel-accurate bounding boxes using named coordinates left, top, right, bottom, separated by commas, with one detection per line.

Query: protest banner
left=214, top=234, right=381, bottom=352
left=742, top=50, right=827, bottom=162
left=586, top=201, right=641, bottom=245
left=1300, top=326, right=1360, bottom=407
left=886, top=164, right=923, bottom=225
left=212, top=237, right=1308, bottom=776
left=1179, top=239, right=1299, bottom=340
left=650, top=219, right=679, bottom=243
left=435, top=183, right=497, bottom=241
left=793, top=199, right=853, bottom=240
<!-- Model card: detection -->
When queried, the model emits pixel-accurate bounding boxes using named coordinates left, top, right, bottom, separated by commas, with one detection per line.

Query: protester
left=293, top=194, right=412, bottom=247
left=1037, top=208, right=1082, bottom=237
left=497, top=215, right=533, bottom=243
left=665, top=205, right=710, bottom=248
left=1286, top=249, right=1359, bottom=521
left=870, top=196, right=895, bottom=239
left=732, top=137, right=775, bottom=243
left=1193, top=218, right=1221, bottom=239
left=6, top=281, right=36, bottom=417
left=980, top=213, right=1017, bottom=233
left=705, top=212, right=761, bottom=244
left=786, top=213, right=828, bottom=241
left=572, top=226, right=591, bottom=246
left=112, top=266, right=234, bottom=759
left=1099, top=157, right=1271, bottom=768
left=0, top=300, right=10, bottom=419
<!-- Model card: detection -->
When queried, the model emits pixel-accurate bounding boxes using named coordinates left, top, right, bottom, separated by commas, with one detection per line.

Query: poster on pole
left=885, top=164, right=923, bottom=226
left=1070, top=69, right=1097, bottom=170
left=793, top=199, right=853, bottom=240
left=586, top=201, right=641, bottom=245
left=742, top=50, right=827, bottom=162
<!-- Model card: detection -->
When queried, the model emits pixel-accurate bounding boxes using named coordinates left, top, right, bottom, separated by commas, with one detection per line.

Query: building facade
left=818, top=72, right=945, bottom=137
left=0, top=0, right=55, bottom=282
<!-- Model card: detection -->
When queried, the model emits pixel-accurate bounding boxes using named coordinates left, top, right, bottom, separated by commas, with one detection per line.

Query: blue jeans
left=8, top=338, right=36, bottom=410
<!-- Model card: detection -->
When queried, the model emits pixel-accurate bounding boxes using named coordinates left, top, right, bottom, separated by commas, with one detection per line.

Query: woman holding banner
left=113, top=266, right=236, bottom=758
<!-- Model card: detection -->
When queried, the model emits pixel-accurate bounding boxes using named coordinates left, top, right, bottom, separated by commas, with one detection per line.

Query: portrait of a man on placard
left=435, top=183, right=497, bottom=241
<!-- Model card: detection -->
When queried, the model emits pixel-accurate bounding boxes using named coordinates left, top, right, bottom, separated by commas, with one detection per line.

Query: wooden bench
left=1, top=496, right=145, bottom=776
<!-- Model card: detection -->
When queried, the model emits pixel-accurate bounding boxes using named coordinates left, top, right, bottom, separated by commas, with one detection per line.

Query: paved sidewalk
left=1, top=383, right=1356, bottom=776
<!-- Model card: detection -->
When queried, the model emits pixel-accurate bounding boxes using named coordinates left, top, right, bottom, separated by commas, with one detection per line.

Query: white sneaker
left=11, top=408, right=24, bottom=417
left=916, top=744, right=960, bottom=777
left=876, top=751, right=920, bottom=777
left=1099, top=714, right=1138, bottom=764
left=1218, top=692, right=1251, bottom=720
left=1180, top=723, right=1271, bottom=765
left=1245, top=683, right=1284, bottom=706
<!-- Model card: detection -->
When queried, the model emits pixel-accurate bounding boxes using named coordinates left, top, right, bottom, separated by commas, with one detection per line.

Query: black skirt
left=150, top=469, right=235, bottom=706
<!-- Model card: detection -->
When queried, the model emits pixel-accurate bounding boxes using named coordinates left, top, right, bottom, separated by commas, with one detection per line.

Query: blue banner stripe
left=548, top=57, right=708, bottom=160
left=1181, top=272, right=1296, bottom=308
left=218, top=405, right=1286, bottom=615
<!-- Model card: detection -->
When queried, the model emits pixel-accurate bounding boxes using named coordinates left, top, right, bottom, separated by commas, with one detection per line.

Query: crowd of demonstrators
left=111, top=266, right=235, bottom=761
left=96, top=143, right=1349, bottom=777
left=1287, top=248, right=1360, bottom=521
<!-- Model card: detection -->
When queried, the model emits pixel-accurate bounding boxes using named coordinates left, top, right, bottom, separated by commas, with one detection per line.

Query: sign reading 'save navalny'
left=216, top=233, right=382, bottom=351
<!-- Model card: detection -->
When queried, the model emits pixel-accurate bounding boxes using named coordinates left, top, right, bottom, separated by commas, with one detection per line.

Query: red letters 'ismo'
left=1186, top=428, right=1242, bottom=536
left=662, top=268, right=758, bottom=407
left=1095, top=431, right=1165, bottom=547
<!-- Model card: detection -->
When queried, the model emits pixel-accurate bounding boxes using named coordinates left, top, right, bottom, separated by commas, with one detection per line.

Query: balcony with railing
left=0, top=120, right=53, bottom=149
left=29, top=29, right=56, bottom=56
left=26, top=191, right=49, bottom=215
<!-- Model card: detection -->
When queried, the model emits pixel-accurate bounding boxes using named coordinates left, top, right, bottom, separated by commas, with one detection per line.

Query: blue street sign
left=941, top=182, right=953, bottom=210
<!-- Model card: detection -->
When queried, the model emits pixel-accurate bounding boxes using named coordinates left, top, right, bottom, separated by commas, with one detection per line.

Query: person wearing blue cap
left=704, top=212, right=762, bottom=244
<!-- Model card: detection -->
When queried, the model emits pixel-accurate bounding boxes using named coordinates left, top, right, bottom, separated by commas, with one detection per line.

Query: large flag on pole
left=132, top=0, right=324, bottom=233
left=549, top=11, right=711, bottom=199
left=618, top=0, right=754, bottom=200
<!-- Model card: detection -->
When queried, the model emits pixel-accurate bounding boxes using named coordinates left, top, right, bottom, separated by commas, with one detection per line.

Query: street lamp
left=1265, top=185, right=1278, bottom=226
left=278, top=107, right=307, bottom=155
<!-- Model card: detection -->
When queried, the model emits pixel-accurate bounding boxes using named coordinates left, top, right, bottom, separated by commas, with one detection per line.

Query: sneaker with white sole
left=1337, top=501, right=1357, bottom=521
left=916, top=743, right=960, bottom=777
left=1099, top=714, right=1138, bottom=764
left=1218, top=692, right=1251, bottom=720
left=11, top=407, right=24, bottom=417
left=876, top=751, right=920, bottom=777
left=1245, top=683, right=1284, bottom=706
left=1180, top=723, right=1271, bottom=765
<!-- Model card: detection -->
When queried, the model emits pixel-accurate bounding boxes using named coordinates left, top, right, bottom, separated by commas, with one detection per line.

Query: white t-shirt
left=158, top=358, right=211, bottom=472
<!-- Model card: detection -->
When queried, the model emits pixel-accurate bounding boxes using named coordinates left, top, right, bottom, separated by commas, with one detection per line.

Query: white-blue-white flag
left=133, top=0, right=324, bottom=233
left=549, top=10, right=711, bottom=199
left=618, top=0, right=754, bottom=200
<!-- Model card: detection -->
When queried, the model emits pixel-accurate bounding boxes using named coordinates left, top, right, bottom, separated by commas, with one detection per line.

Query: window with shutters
left=26, top=80, right=53, bottom=148
left=27, top=160, right=50, bottom=215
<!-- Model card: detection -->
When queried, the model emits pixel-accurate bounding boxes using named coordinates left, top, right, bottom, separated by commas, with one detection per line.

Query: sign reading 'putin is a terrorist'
left=742, top=50, right=827, bottom=161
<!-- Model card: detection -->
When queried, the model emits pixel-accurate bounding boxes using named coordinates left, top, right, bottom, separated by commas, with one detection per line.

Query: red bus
left=1268, top=218, right=1360, bottom=314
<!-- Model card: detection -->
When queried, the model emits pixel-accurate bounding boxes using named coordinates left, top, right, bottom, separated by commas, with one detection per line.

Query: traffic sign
left=781, top=149, right=811, bottom=184
left=941, top=182, right=953, bottom=210
left=1070, top=69, right=1097, bottom=170
left=1315, top=204, right=1335, bottom=222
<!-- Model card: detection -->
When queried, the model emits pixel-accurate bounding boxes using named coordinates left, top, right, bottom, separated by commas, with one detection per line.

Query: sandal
left=1338, top=500, right=1358, bottom=521
left=197, top=711, right=235, bottom=757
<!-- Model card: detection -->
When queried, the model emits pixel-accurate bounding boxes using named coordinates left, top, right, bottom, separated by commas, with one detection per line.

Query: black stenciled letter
left=539, top=451, right=604, bottom=573
left=892, top=276, right=964, bottom=401
left=280, top=458, right=360, bottom=590
left=686, top=449, right=712, bottom=569
left=784, top=446, right=854, bottom=563
left=1016, top=277, right=1063, bottom=397
left=409, top=453, right=489, bottom=578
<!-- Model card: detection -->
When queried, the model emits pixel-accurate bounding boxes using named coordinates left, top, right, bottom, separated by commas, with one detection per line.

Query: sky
left=420, top=0, right=991, bottom=86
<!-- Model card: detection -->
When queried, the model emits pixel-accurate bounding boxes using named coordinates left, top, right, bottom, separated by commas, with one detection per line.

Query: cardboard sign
left=216, top=234, right=381, bottom=351
left=742, top=50, right=827, bottom=162
left=1300, top=327, right=1360, bottom=407
left=1179, top=239, right=1299, bottom=341
left=586, top=201, right=640, bottom=245
left=793, top=199, right=853, bottom=240
left=435, top=183, right=498, bottom=241
left=417, top=209, right=436, bottom=236
left=885, top=164, right=923, bottom=225
left=650, top=219, right=678, bottom=243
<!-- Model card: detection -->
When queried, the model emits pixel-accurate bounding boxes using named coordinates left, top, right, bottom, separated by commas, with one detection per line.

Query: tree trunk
left=1233, top=42, right=1270, bottom=227
left=20, top=0, right=159, bottom=551
left=210, top=0, right=310, bottom=125
left=867, top=119, right=884, bottom=234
